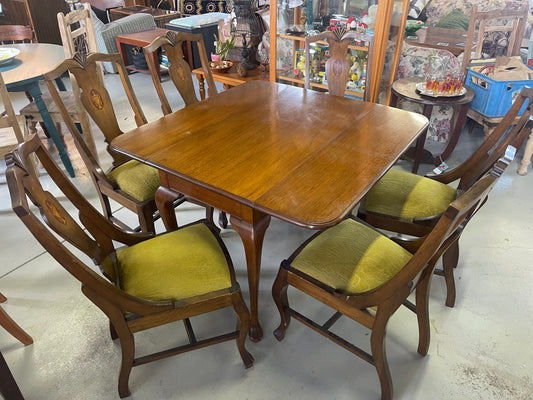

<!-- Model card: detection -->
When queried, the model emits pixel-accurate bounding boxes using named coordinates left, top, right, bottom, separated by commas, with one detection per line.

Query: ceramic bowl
left=209, top=60, right=233, bottom=74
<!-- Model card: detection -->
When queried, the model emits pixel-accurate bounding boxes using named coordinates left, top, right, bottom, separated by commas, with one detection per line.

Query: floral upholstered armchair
left=396, top=45, right=461, bottom=142
left=397, top=0, right=532, bottom=142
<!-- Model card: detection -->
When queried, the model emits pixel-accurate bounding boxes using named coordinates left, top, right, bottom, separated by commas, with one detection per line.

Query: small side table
left=193, top=63, right=269, bottom=100
left=115, top=27, right=169, bottom=81
left=390, top=77, right=475, bottom=173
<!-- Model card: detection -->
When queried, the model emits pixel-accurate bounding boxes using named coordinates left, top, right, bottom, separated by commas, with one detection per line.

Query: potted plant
left=212, top=34, right=236, bottom=61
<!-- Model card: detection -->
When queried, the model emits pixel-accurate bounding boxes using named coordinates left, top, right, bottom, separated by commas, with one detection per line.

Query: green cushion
left=291, top=219, right=413, bottom=294
left=364, top=169, right=457, bottom=221
left=102, top=222, right=232, bottom=301
left=106, top=160, right=160, bottom=202
left=435, top=9, right=470, bottom=31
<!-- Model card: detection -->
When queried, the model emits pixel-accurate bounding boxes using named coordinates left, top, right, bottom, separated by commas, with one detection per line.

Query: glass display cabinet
left=268, top=0, right=409, bottom=103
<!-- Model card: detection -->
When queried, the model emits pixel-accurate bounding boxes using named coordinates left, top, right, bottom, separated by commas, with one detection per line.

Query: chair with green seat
left=5, top=133, right=253, bottom=399
left=272, top=160, right=509, bottom=400
left=42, top=51, right=196, bottom=233
left=357, top=86, right=533, bottom=307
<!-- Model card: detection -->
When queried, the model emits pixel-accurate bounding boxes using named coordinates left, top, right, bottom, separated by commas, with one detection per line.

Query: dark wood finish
left=110, top=6, right=182, bottom=28
left=0, top=291, right=33, bottom=346
left=124, top=0, right=150, bottom=6
left=192, top=63, right=268, bottom=100
left=42, top=52, right=159, bottom=232
left=0, top=350, right=25, bottom=400
left=304, top=28, right=374, bottom=102
left=24, top=0, right=69, bottom=45
left=390, top=77, right=476, bottom=172
left=0, top=25, right=33, bottom=43
left=0, top=0, right=32, bottom=27
left=110, top=80, right=429, bottom=341
left=405, top=27, right=467, bottom=57
left=144, top=30, right=216, bottom=114
left=144, top=30, right=226, bottom=227
left=272, top=162, right=506, bottom=400
left=0, top=291, right=32, bottom=400
left=5, top=134, right=253, bottom=398
left=358, top=87, right=533, bottom=307
left=114, top=27, right=169, bottom=79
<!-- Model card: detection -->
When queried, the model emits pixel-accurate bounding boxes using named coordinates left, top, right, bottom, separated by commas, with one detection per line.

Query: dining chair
left=461, top=4, right=529, bottom=135
left=460, top=4, right=528, bottom=76
left=357, top=86, right=533, bottom=307
left=0, top=72, right=28, bottom=159
left=19, top=3, right=100, bottom=160
left=304, top=27, right=374, bottom=102
left=143, top=30, right=217, bottom=115
left=0, top=291, right=33, bottom=400
left=143, top=30, right=228, bottom=228
left=42, top=51, right=186, bottom=233
left=5, top=133, right=253, bottom=398
left=272, top=160, right=506, bottom=400
left=0, top=25, right=34, bottom=44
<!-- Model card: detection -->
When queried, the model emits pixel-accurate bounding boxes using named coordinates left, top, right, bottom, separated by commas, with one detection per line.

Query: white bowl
left=0, top=48, right=21, bottom=65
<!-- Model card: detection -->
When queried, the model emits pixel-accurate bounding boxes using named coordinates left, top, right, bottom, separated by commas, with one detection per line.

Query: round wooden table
left=0, top=43, right=73, bottom=176
left=390, top=77, right=475, bottom=173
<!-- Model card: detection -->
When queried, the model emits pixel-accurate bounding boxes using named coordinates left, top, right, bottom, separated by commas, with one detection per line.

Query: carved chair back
left=305, top=27, right=374, bottom=101
left=144, top=30, right=217, bottom=115
left=461, top=4, right=529, bottom=74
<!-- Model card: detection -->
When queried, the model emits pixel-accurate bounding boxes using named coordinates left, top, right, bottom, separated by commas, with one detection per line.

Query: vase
left=211, top=53, right=221, bottom=62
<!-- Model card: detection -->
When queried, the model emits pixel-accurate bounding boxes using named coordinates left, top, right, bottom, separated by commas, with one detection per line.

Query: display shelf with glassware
left=268, top=0, right=410, bottom=103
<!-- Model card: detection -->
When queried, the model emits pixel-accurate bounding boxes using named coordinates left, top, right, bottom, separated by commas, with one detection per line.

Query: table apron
left=161, top=171, right=257, bottom=222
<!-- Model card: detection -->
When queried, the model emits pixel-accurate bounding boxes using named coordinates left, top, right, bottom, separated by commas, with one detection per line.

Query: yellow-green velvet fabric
left=106, top=160, right=160, bottom=202
left=291, top=219, right=413, bottom=294
left=364, top=169, right=457, bottom=220
left=102, top=223, right=232, bottom=301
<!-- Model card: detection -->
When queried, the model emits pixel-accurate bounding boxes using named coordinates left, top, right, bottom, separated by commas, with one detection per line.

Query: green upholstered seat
left=106, top=160, right=160, bottom=202
left=363, top=169, right=457, bottom=221
left=291, top=219, right=413, bottom=294
left=102, top=222, right=232, bottom=301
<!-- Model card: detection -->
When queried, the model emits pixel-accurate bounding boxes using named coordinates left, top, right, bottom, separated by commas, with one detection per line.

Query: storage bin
left=465, top=65, right=533, bottom=117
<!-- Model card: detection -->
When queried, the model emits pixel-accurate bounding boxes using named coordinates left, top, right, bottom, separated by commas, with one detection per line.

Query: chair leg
left=272, top=267, right=291, bottom=341
left=415, top=267, right=434, bottom=356
left=231, top=292, right=254, bottom=368
left=82, top=288, right=133, bottom=398
left=0, top=351, right=25, bottom=400
left=517, top=129, right=533, bottom=175
left=370, top=309, right=394, bottom=400
left=137, top=204, right=156, bottom=234
left=442, top=240, right=459, bottom=308
left=0, top=296, right=33, bottom=346
left=109, top=320, right=118, bottom=340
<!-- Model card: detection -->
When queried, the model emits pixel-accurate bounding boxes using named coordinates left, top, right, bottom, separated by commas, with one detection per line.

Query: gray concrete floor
left=1, top=72, right=532, bottom=399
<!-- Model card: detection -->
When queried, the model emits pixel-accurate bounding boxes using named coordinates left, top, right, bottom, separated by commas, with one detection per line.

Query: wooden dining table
left=0, top=43, right=74, bottom=177
left=110, top=80, right=429, bottom=341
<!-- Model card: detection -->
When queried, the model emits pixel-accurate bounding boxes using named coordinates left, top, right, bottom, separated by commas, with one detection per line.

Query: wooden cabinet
left=0, top=0, right=32, bottom=26
left=0, top=0, right=69, bottom=45
left=24, top=0, right=69, bottom=44
left=268, top=0, right=409, bottom=103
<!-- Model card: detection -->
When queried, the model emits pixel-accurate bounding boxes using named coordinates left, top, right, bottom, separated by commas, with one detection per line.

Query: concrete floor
left=1, top=72, right=532, bottom=400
